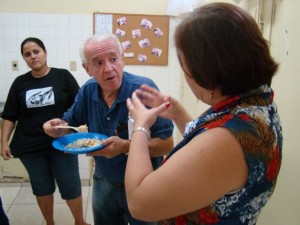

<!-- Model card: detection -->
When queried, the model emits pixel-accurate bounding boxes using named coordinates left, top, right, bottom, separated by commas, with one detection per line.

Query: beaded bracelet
left=131, top=126, right=151, bottom=139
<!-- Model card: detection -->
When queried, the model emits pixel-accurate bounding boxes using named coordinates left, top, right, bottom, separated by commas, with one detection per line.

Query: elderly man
left=43, top=33, right=174, bottom=225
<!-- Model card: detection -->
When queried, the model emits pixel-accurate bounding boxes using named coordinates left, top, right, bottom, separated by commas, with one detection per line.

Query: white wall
left=0, top=0, right=182, bottom=183
left=257, top=1, right=300, bottom=224
left=0, top=0, right=169, bottom=15
left=0, top=12, right=181, bottom=100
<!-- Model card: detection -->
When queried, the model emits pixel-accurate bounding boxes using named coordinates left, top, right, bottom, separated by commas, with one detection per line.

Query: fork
left=54, top=125, right=88, bottom=132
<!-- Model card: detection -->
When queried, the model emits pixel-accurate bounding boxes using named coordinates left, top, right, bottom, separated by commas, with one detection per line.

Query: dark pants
left=19, top=152, right=81, bottom=199
left=0, top=197, right=9, bottom=225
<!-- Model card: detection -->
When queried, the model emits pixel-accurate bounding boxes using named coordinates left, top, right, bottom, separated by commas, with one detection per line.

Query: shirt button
left=107, top=117, right=110, bottom=120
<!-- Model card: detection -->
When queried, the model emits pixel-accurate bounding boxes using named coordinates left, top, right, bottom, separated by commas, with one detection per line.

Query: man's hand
left=87, top=136, right=130, bottom=158
left=43, top=118, right=69, bottom=138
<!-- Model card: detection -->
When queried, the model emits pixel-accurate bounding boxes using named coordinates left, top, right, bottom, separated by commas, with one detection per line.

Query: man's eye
left=94, top=61, right=102, bottom=66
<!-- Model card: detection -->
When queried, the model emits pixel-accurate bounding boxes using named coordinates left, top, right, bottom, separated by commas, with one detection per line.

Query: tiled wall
left=0, top=12, right=182, bottom=179
left=0, top=12, right=182, bottom=100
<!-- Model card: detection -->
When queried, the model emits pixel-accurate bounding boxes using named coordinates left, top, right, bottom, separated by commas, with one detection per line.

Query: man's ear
left=82, top=63, right=93, bottom=77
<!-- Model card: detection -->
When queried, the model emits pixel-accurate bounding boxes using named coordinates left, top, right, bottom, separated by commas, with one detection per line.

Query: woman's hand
left=127, top=91, right=170, bottom=130
left=134, top=84, right=175, bottom=120
left=135, top=84, right=193, bottom=134
left=1, top=144, right=13, bottom=160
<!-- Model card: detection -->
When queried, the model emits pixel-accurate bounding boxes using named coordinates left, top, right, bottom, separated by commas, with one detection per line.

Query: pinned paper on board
left=94, top=12, right=169, bottom=65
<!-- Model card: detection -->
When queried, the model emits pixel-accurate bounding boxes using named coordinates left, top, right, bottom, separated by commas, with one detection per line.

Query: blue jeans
left=92, top=174, right=157, bottom=225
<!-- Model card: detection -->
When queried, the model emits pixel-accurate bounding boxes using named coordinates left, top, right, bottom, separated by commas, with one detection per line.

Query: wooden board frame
left=93, top=12, right=169, bottom=66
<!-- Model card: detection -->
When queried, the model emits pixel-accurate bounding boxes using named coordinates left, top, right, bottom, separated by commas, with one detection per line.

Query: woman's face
left=180, top=53, right=211, bottom=104
left=22, top=42, right=47, bottom=71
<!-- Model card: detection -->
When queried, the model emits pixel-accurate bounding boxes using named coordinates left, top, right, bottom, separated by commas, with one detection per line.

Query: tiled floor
left=0, top=183, right=94, bottom=225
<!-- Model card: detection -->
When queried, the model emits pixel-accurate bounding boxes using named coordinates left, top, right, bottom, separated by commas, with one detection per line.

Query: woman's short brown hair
left=175, top=2, right=278, bottom=95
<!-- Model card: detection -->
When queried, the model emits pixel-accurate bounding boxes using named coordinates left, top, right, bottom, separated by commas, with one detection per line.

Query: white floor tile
left=0, top=183, right=93, bottom=225
left=3, top=204, right=10, bottom=212
left=0, top=187, right=21, bottom=204
left=53, top=203, right=75, bottom=225
left=13, top=186, right=36, bottom=204
left=7, top=204, right=44, bottom=225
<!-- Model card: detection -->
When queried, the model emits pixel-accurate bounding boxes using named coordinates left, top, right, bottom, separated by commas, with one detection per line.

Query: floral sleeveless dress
left=159, top=85, right=283, bottom=225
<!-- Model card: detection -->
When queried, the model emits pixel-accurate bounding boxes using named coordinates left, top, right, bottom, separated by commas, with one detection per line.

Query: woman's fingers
left=140, top=84, right=159, bottom=95
left=126, top=98, right=134, bottom=110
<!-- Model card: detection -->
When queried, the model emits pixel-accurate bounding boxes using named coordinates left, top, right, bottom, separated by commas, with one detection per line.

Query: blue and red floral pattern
left=160, top=85, right=282, bottom=225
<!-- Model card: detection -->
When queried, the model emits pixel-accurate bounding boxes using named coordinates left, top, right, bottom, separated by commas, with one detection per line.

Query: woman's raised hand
left=127, top=90, right=170, bottom=130
left=134, top=84, right=175, bottom=120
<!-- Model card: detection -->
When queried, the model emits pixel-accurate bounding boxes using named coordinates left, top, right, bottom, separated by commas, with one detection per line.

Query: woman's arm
left=125, top=91, right=248, bottom=222
left=125, top=127, right=248, bottom=221
left=1, top=119, right=15, bottom=159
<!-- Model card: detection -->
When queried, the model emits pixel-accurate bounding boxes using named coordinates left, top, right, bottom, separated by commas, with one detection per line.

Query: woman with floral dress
left=124, top=2, right=282, bottom=225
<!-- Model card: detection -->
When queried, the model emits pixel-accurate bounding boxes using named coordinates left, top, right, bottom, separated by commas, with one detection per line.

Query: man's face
left=84, top=38, right=124, bottom=93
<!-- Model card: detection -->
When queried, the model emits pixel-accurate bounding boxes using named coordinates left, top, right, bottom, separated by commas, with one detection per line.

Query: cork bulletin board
left=93, top=13, right=170, bottom=65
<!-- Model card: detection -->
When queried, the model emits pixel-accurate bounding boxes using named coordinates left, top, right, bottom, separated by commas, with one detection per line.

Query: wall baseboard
left=0, top=178, right=92, bottom=187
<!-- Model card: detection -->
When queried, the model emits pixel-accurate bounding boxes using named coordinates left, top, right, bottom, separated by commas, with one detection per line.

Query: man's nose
left=104, top=62, right=113, bottom=71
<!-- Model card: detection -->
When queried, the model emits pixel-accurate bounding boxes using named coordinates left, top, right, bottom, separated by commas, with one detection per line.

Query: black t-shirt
left=2, top=68, right=79, bottom=157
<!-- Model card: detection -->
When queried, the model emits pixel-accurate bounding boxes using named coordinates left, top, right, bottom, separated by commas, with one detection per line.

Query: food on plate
left=77, top=124, right=88, bottom=132
left=65, top=138, right=103, bottom=149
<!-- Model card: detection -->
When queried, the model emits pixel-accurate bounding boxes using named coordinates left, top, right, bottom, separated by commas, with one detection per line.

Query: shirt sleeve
left=62, top=70, right=80, bottom=107
left=150, top=117, right=174, bottom=139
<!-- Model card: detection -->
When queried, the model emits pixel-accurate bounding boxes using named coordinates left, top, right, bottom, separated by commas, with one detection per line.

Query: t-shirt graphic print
left=26, top=87, right=55, bottom=108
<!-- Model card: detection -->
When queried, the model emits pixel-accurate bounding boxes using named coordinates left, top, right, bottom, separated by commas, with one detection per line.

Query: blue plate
left=52, top=132, right=108, bottom=154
